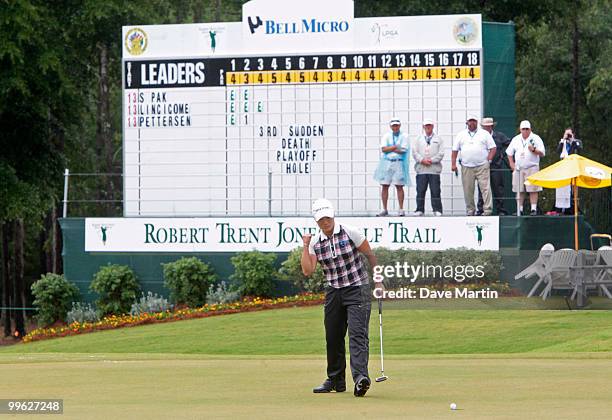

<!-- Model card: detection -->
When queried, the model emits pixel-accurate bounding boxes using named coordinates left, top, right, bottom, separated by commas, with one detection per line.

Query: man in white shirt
left=506, top=120, right=545, bottom=216
left=374, top=118, right=410, bottom=216
left=451, top=115, right=497, bottom=216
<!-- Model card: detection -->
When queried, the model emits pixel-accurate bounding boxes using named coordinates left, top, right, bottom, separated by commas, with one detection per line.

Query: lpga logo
left=370, top=22, right=399, bottom=45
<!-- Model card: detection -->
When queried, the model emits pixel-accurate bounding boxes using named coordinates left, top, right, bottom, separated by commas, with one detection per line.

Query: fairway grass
left=3, top=305, right=612, bottom=419
left=5, top=305, right=612, bottom=354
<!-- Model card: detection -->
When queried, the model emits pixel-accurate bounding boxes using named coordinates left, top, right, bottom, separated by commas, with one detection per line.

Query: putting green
left=1, top=354, right=612, bottom=419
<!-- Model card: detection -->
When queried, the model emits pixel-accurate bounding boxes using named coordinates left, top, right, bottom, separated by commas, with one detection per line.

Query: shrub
left=278, top=246, right=327, bottom=293
left=372, top=247, right=503, bottom=288
left=162, top=257, right=217, bottom=307
left=230, top=251, right=277, bottom=297
left=66, top=302, right=99, bottom=324
left=90, top=264, right=140, bottom=316
left=31, top=273, right=80, bottom=326
left=130, top=292, right=172, bottom=315
left=206, top=281, right=240, bottom=304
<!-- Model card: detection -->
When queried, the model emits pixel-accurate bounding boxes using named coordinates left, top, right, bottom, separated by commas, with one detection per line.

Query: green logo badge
left=209, top=30, right=217, bottom=53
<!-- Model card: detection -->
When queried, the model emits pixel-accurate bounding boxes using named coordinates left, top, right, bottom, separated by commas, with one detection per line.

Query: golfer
left=301, top=198, right=379, bottom=397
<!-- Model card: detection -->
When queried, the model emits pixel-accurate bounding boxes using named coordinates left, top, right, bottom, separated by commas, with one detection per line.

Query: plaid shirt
left=313, top=226, right=368, bottom=288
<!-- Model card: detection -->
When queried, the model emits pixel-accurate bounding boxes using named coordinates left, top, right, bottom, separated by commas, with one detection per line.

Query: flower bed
left=23, top=293, right=324, bottom=343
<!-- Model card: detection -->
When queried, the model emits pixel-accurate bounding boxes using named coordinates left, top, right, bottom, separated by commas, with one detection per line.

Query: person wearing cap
left=374, top=118, right=410, bottom=216
left=301, top=198, right=379, bottom=397
left=506, top=120, right=545, bottom=216
left=411, top=118, right=444, bottom=216
left=476, top=117, right=511, bottom=215
left=451, top=114, right=497, bottom=216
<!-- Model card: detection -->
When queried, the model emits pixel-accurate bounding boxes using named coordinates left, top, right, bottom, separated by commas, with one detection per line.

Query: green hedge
left=230, top=251, right=277, bottom=297
left=372, top=247, right=502, bottom=287
left=31, top=273, right=80, bottom=326
left=90, top=264, right=140, bottom=316
left=162, top=257, right=217, bottom=307
left=278, top=246, right=327, bottom=293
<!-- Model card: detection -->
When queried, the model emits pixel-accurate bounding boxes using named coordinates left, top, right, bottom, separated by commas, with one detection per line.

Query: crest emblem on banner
left=125, top=28, right=148, bottom=55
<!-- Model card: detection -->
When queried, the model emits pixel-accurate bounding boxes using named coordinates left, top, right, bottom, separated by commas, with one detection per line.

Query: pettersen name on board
left=126, top=91, right=192, bottom=128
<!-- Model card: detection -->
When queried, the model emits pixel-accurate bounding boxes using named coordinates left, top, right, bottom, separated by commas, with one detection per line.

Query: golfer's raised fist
left=302, top=234, right=312, bottom=247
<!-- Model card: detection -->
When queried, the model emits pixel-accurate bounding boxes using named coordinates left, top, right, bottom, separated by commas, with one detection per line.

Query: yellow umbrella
left=526, top=154, right=612, bottom=250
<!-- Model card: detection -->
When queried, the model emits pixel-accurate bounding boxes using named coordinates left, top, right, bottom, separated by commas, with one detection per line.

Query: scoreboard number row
left=228, top=52, right=480, bottom=71
left=226, top=67, right=480, bottom=85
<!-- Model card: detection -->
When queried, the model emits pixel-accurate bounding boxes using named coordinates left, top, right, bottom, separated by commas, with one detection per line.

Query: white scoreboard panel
left=122, top=1, right=483, bottom=217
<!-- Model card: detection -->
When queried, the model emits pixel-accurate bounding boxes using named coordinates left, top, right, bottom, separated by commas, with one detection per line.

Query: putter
left=375, top=297, right=388, bottom=382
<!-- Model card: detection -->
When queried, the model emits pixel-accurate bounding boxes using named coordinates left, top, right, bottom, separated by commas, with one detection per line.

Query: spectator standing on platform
left=548, top=128, right=583, bottom=215
left=451, top=115, right=497, bottom=216
left=411, top=118, right=444, bottom=216
left=476, top=117, right=511, bottom=215
left=374, top=118, right=410, bottom=216
left=506, top=120, right=545, bottom=216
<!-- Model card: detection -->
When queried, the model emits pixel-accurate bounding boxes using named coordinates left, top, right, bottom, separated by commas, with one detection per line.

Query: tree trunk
left=215, top=0, right=221, bottom=22
left=13, top=219, right=25, bottom=338
left=41, top=211, right=51, bottom=273
left=193, top=0, right=203, bottom=23
left=176, top=0, right=187, bottom=23
left=96, top=42, right=113, bottom=215
left=53, top=203, right=63, bottom=273
left=571, top=0, right=580, bottom=135
left=2, top=222, right=12, bottom=337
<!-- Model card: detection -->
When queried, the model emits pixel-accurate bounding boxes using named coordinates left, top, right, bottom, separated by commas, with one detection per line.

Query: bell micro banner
left=122, top=0, right=483, bottom=217
left=85, top=216, right=499, bottom=252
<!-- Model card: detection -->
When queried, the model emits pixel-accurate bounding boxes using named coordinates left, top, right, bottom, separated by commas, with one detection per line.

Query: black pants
left=324, top=284, right=371, bottom=384
left=416, top=173, right=442, bottom=213
left=478, top=168, right=506, bottom=214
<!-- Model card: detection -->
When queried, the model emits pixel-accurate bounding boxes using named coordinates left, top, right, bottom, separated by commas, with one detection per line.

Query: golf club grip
left=378, top=297, right=383, bottom=314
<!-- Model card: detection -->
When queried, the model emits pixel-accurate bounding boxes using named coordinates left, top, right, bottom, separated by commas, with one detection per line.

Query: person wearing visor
left=301, top=198, right=380, bottom=397
left=374, top=118, right=410, bottom=216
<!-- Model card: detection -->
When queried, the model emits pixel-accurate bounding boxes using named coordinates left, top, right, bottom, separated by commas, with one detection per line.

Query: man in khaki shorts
left=506, top=120, right=545, bottom=215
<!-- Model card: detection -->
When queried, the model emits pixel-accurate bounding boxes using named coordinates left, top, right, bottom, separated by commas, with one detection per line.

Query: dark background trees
left=1, top=0, right=610, bottom=336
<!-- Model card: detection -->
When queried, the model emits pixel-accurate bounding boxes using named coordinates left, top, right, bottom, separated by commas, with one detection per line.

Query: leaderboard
left=122, top=11, right=485, bottom=217
left=124, top=50, right=481, bottom=89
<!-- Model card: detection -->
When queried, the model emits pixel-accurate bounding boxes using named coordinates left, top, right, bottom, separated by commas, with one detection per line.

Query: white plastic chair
left=593, top=246, right=612, bottom=298
left=569, top=250, right=599, bottom=300
left=518, top=243, right=555, bottom=297
left=540, top=249, right=578, bottom=300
